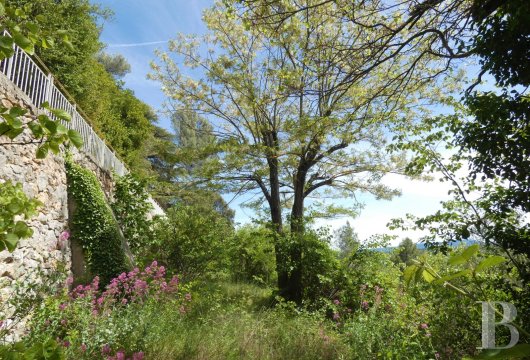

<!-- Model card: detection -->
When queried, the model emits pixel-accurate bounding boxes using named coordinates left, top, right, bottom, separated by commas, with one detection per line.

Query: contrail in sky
left=107, top=40, right=169, bottom=48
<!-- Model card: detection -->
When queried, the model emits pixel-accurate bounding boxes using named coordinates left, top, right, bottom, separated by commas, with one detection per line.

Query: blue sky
left=96, top=0, right=453, bottom=244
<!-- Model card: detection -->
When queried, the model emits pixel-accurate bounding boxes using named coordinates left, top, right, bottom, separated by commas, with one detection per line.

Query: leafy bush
left=298, top=228, right=343, bottom=306
left=230, top=225, right=276, bottom=285
left=65, top=159, right=129, bottom=285
left=147, top=204, right=233, bottom=279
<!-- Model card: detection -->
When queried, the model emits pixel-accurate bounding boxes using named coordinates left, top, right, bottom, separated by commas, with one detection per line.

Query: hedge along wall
left=65, top=158, right=132, bottom=285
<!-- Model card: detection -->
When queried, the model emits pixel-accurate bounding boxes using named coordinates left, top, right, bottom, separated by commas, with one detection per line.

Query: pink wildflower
left=361, top=301, right=369, bottom=310
left=333, top=299, right=340, bottom=305
left=420, top=323, right=429, bottom=330
left=80, top=344, right=87, bottom=353
left=133, top=352, right=145, bottom=360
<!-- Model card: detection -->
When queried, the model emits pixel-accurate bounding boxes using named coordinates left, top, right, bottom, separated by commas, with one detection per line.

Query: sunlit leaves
left=1, top=104, right=83, bottom=156
left=0, top=181, right=41, bottom=252
left=448, top=244, right=479, bottom=265
left=475, top=256, right=506, bottom=273
left=0, top=2, right=75, bottom=62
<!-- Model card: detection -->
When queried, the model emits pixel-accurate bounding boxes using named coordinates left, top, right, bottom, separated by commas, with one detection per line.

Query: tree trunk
left=266, top=150, right=290, bottom=299
left=287, top=167, right=307, bottom=304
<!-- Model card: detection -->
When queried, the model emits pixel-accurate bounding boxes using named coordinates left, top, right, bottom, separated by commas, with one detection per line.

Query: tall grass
left=142, top=282, right=352, bottom=360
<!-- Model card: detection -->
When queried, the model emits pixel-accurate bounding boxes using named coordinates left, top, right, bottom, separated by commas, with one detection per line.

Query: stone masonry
left=0, top=72, right=115, bottom=339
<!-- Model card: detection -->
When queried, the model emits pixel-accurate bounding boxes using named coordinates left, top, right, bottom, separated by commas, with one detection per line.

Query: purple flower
left=333, top=299, right=340, bottom=305
left=60, top=231, right=70, bottom=241
left=101, top=344, right=111, bottom=355
left=332, top=312, right=340, bottom=321
left=66, top=276, right=74, bottom=286
left=58, top=303, right=67, bottom=311
left=420, top=323, right=429, bottom=330
left=80, top=343, right=87, bottom=352
left=116, top=350, right=125, bottom=360
left=60, top=319, right=67, bottom=326
left=185, top=293, right=192, bottom=301
left=63, top=340, right=70, bottom=348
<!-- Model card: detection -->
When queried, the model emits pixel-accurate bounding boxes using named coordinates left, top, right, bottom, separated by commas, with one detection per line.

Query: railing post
left=44, top=73, right=54, bottom=106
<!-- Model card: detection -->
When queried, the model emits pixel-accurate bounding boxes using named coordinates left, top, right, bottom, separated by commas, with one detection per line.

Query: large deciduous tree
left=150, top=0, right=454, bottom=303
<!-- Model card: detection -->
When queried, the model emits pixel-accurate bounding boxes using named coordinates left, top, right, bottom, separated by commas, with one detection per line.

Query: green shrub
left=230, top=225, right=277, bottom=285
left=147, top=204, right=233, bottom=279
left=65, top=159, right=128, bottom=285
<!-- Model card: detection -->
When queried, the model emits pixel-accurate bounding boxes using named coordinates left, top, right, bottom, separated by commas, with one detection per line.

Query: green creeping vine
left=65, top=158, right=128, bottom=285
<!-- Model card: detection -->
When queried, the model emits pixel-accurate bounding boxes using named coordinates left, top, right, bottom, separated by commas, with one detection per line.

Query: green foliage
left=0, top=0, right=72, bottom=59
left=0, top=181, right=40, bottom=252
left=403, top=245, right=529, bottom=358
left=230, top=225, right=276, bottom=285
left=65, top=158, right=128, bottom=285
left=334, top=221, right=359, bottom=259
left=111, top=174, right=153, bottom=255
left=148, top=203, right=234, bottom=278
left=0, top=102, right=83, bottom=158
left=0, top=338, right=64, bottom=360
left=96, top=52, right=131, bottom=78
left=391, top=238, right=421, bottom=266
left=297, top=228, right=342, bottom=306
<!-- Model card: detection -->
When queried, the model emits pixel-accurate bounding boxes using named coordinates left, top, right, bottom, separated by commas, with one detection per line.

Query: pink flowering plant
left=27, top=261, right=191, bottom=359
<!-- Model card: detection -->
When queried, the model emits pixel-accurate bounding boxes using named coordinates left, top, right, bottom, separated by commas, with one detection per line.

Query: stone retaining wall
left=0, top=72, right=116, bottom=340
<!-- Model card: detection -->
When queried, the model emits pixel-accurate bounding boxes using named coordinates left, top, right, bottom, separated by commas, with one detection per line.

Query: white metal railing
left=0, top=32, right=165, bottom=216
left=0, top=34, right=127, bottom=176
